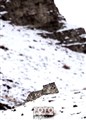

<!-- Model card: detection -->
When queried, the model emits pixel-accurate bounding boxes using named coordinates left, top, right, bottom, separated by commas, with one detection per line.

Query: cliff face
left=0, top=0, right=65, bottom=31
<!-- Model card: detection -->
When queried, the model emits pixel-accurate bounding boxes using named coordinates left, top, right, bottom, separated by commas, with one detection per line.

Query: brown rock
left=63, top=64, right=70, bottom=69
left=0, top=0, right=65, bottom=31
left=38, top=27, right=86, bottom=53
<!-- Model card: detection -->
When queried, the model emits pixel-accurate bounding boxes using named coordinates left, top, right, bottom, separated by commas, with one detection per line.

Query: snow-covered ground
left=0, top=1, right=86, bottom=120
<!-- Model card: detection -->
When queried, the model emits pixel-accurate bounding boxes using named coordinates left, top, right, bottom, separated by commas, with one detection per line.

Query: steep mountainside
left=0, top=1, right=86, bottom=120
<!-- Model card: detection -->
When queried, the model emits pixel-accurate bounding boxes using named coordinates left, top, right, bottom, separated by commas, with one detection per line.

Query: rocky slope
left=0, top=0, right=86, bottom=110
left=39, top=26, right=86, bottom=53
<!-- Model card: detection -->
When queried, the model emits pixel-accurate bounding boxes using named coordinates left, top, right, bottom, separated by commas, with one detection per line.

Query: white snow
left=0, top=0, right=86, bottom=120
left=55, top=0, right=86, bottom=30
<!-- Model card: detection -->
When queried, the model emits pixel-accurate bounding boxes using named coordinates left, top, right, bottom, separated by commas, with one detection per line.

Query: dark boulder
left=0, top=0, right=65, bottom=31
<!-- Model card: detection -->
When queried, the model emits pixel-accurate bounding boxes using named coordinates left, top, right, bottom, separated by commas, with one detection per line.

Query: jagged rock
left=0, top=0, right=65, bottom=31
left=39, top=27, right=86, bottom=53
left=26, top=82, right=59, bottom=102
left=38, top=28, right=85, bottom=42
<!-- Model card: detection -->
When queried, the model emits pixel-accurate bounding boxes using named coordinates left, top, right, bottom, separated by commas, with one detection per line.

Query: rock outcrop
left=0, top=0, right=65, bottom=31
left=39, top=27, right=86, bottom=53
